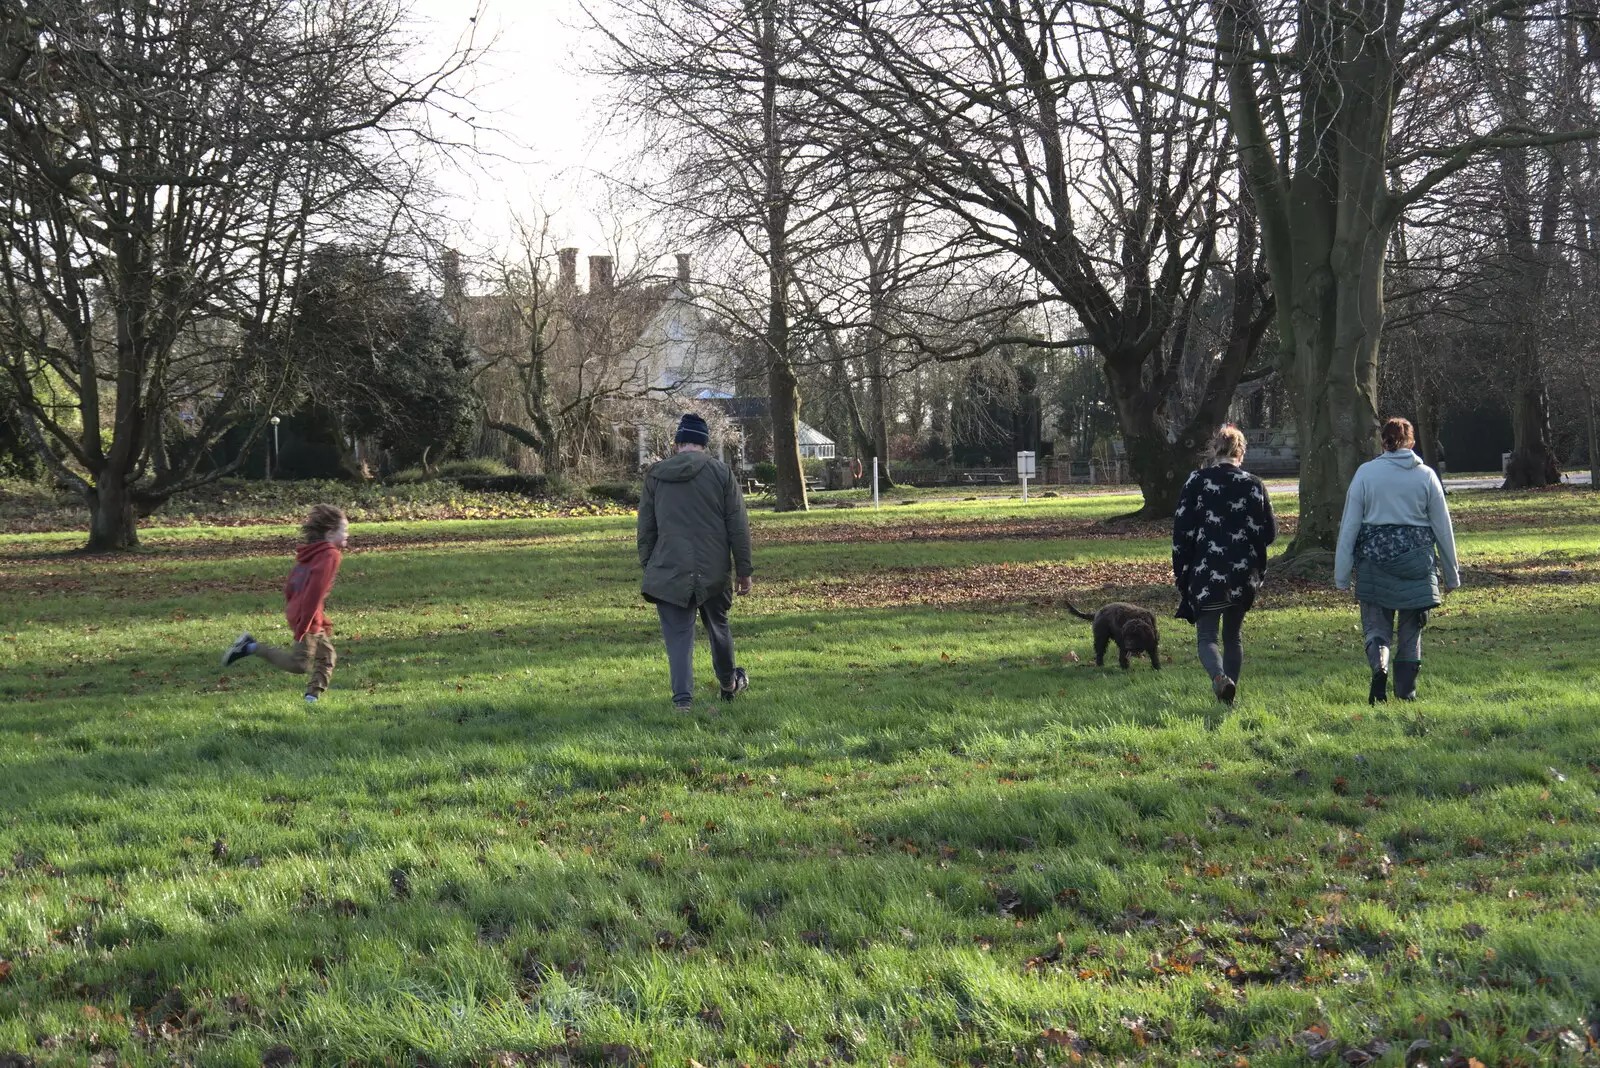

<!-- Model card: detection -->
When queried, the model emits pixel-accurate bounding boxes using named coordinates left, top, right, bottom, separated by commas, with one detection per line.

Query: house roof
left=797, top=421, right=834, bottom=447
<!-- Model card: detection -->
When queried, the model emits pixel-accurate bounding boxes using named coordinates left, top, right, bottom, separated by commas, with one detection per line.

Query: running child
left=221, top=504, right=347, bottom=702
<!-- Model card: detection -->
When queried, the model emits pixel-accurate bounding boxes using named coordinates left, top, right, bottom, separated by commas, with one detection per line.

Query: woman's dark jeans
left=1196, top=603, right=1248, bottom=683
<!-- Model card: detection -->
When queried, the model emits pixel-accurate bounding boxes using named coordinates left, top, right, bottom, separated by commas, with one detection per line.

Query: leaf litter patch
left=781, top=561, right=1173, bottom=609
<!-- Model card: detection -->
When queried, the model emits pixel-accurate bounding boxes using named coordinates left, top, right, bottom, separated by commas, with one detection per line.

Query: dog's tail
left=1062, top=599, right=1096, bottom=622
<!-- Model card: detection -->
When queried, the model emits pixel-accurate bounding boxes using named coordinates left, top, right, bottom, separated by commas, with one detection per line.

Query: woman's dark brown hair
left=1380, top=417, right=1415, bottom=451
left=302, top=503, right=347, bottom=542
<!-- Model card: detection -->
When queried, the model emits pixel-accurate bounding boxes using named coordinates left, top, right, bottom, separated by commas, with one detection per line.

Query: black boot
left=1393, top=660, right=1419, bottom=700
left=1365, top=640, right=1390, bottom=705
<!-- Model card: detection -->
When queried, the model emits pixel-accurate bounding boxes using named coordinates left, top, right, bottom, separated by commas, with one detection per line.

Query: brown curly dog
left=1065, top=600, right=1161, bottom=671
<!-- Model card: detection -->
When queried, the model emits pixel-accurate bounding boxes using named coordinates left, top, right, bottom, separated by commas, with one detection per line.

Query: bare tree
left=0, top=0, right=479, bottom=550
left=806, top=0, right=1273, bottom=517
left=1216, top=0, right=1599, bottom=554
left=588, top=0, right=844, bottom=511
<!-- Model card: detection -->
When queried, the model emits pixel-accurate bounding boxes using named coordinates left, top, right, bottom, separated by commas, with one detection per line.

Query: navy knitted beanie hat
left=675, top=412, right=710, bottom=446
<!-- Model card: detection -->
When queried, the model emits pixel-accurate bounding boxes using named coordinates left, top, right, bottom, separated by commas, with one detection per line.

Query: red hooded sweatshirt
left=285, top=540, right=342, bottom=640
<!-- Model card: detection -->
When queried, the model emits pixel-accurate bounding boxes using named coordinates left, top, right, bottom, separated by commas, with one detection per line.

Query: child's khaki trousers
left=255, top=632, right=336, bottom=695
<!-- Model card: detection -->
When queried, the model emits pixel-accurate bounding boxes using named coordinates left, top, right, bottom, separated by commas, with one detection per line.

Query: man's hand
left=736, top=575, right=753, bottom=595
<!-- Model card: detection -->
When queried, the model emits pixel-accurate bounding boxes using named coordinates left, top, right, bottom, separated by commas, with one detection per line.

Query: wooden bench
left=962, top=472, right=1010, bottom=485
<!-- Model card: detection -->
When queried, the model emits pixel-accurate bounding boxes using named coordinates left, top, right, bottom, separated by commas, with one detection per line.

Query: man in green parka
left=637, top=413, right=754, bottom=710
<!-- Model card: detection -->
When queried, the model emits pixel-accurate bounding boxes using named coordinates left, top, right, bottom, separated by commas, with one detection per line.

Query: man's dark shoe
left=721, top=667, right=749, bottom=701
left=1369, top=669, right=1388, bottom=705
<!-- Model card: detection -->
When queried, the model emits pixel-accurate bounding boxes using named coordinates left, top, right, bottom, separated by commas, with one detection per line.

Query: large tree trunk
left=1495, top=24, right=1564, bottom=490
left=1217, top=0, right=1398, bottom=560
left=1504, top=373, right=1560, bottom=487
left=1587, top=382, right=1600, bottom=493
left=1282, top=234, right=1387, bottom=552
left=768, top=346, right=807, bottom=511
left=1104, top=359, right=1195, bottom=517
left=86, top=478, right=140, bottom=552
left=1409, top=357, right=1442, bottom=469
left=866, top=349, right=895, bottom=488
left=761, top=1, right=806, bottom=513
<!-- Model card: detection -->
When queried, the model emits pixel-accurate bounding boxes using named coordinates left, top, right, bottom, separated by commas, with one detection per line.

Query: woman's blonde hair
left=1211, top=424, right=1247, bottom=463
left=302, top=503, right=347, bottom=542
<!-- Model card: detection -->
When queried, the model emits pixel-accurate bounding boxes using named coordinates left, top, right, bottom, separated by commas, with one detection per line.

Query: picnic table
left=962, top=471, right=1010, bottom=485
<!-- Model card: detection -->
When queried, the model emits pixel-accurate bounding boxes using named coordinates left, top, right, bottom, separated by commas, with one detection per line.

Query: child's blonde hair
left=1211, top=424, right=1247, bottom=463
left=302, top=504, right=346, bottom=542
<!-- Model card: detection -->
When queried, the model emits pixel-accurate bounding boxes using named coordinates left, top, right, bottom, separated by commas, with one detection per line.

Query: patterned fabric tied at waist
left=1357, top=523, right=1433, bottom=563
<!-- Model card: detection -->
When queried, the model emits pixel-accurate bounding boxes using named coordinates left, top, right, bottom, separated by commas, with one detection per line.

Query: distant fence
left=896, top=460, right=1132, bottom=487
left=889, top=449, right=1298, bottom=489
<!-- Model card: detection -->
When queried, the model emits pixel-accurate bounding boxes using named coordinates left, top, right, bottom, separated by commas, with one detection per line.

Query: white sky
left=407, top=0, right=634, bottom=262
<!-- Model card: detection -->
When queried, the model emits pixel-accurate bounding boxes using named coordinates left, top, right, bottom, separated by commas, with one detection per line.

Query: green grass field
left=1, top=489, right=1598, bottom=1067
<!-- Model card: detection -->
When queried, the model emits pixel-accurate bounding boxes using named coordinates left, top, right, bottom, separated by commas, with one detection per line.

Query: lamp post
left=269, top=415, right=280, bottom=480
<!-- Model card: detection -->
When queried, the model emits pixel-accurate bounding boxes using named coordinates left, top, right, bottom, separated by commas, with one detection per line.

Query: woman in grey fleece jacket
left=1334, top=418, right=1460, bottom=703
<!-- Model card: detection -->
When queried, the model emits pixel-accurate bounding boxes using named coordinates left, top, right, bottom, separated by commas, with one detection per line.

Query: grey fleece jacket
left=637, top=449, right=753, bottom=608
left=1334, top=449, right=1460, bottom=591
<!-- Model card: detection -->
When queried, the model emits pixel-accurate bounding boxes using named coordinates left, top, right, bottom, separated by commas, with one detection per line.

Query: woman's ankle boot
left=1369, top=669, right=1388, bottom=705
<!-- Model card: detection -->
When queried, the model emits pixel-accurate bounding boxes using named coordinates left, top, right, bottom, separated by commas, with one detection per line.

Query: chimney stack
left=440, top=247, right=463, bottom=304
left=558, top=247, right=578, bottom=290
left=675, top=253, right=691, bottom=286
left=588, top=254, right=614, bottom=296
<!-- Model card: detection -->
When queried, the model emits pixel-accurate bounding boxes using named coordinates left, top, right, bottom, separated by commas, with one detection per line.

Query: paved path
left=1438, top=471, right=1590, bottom=490
left=1259, top=471, right=1591, bottom=494
left=875, top=469, right=1592, bottom=505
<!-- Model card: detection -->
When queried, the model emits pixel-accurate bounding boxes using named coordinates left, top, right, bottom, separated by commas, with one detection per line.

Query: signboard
left=1016, top=451, right=1036, bottom=478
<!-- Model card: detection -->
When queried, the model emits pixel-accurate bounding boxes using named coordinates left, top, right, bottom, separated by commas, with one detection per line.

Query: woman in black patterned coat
left=1171, top=425, right=1278, bottom=703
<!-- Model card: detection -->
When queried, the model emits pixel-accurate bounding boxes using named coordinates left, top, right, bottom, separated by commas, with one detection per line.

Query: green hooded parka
left=636, top=450, right=753, bottom=608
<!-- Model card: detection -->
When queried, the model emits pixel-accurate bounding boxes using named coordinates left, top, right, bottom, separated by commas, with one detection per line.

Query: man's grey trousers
left=656, top=590, right=736, bottom=707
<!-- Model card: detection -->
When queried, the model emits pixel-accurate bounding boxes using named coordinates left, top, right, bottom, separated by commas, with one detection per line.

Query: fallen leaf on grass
left=1023, top=932, right=1066, bottom=973
left=0, top=960, right=11, bottom=983
left=260, top=1046, right=296, bottom=1067
left=1039, top=1027, right=1089, bottom=1056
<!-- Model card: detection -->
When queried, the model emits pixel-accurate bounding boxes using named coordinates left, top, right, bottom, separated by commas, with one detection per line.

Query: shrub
left=453, top=474, right=549, bottom=495
left=587, top=481, right=641, bottom=505
left=388, top=467, right=429, bottom=484
left=437, top=458, right=514, bottom=479
left=752, top=462, right=778, bottom=484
